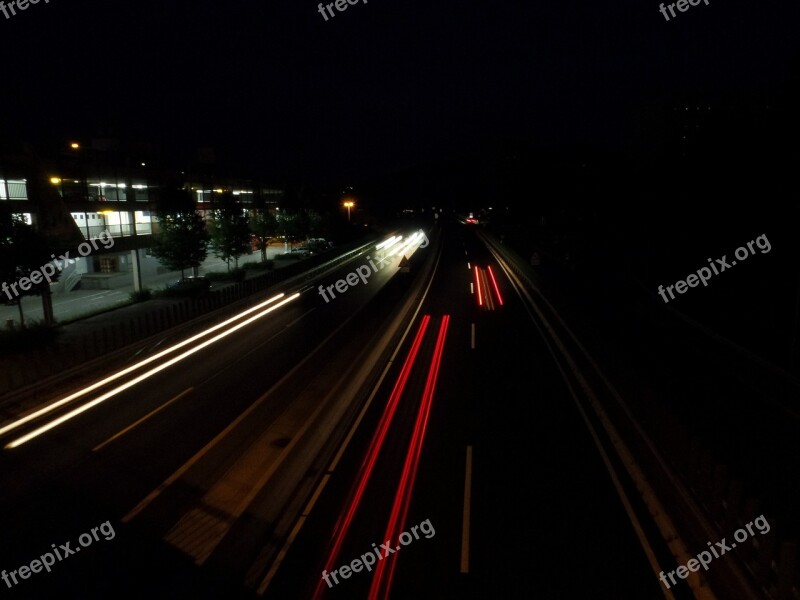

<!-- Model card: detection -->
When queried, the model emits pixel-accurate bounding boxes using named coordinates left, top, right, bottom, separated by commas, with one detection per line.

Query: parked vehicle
left=308, top=238, right=333, bottom=252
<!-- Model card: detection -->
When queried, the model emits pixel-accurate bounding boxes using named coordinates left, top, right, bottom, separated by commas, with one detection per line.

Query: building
left=0, top=140, right=282, bottom=298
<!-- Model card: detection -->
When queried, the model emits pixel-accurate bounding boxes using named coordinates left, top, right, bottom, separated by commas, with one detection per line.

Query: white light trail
left=0, top=294, right=286, bottom=437
left=6, top=294, right=300, bottom=448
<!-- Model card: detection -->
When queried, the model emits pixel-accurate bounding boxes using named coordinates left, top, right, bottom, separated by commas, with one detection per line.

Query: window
left=0, top=179, right=28, bottom=200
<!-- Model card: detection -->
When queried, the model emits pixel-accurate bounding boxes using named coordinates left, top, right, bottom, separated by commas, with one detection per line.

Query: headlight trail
left=390, top=232, right=422, bottom=257
left=376, top=235, right=400, bottom=250
left=5, top=293, right=300, bottom=449
left=381, top=236, right=402, bottom=252
left=0, top=293, right=286, bottom=438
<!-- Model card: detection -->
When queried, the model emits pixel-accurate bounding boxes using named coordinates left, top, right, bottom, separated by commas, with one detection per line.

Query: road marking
left=467, top=262, right=471, bottom=270
left=470, top=323, right=475, bottom=349
left=461, top=445, right=473, bottom=573
left=285, top=307, right=316, bottom=328
left=470, top=282, right=474, bottom=295
left=0, top=293, right=287, bottom=439
left=257, top=246, right=445, bottom=596
left=367, top=316, right=449, bottom=600
left=93, top=388, right=194, bottom=452
left=6, top=294, right=299, bottom=449
left=487, top=247, right=686, bottom=600
left=257, top=473, right=329, bottom=593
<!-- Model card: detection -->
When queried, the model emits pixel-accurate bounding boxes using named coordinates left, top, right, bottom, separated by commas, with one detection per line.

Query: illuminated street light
left=69, top=142, right=80, bottom=149
left=50, top=177, right=61, bottom=184
left=343, top=200, right=355, bottom=222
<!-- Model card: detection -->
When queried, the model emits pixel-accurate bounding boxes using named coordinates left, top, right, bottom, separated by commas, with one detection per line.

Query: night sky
left=1, top=0, right=798, bottom=181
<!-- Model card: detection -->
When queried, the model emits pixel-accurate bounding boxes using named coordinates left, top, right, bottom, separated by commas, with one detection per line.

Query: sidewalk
left=0, top=244, right=293, bottom=327
left=0, top=237, right=372, bottom=397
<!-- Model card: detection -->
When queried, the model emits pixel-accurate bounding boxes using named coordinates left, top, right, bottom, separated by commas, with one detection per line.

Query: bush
left=129, top=289, right=152, bottom=303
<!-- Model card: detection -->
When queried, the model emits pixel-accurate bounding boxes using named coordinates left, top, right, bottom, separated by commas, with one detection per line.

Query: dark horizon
left=0, top=0, right=798, bottom=182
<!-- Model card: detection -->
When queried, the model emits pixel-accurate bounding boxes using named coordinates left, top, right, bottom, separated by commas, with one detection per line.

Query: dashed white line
left=93, top=387, right=194, bottom=451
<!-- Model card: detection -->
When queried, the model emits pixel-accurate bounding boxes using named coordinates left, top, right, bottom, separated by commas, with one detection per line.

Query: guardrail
left=478, top=229, right=797, bottom=600
left=0, top=238, right=377, bottom=398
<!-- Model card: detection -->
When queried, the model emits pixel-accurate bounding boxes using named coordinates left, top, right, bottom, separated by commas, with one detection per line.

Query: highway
left=265, top=221, right=667, bottom=600
left=0, top=221, right=668, bottom=599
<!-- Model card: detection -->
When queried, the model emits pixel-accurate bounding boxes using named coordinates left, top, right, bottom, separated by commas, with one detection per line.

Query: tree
left=0, top=212, right=57, bottom=327
left=150, top=188, right=209, bottom=279
left=208, top=191, right=251, bottom=270
left=294, top=209, right=311, bottom=243
left=250, top=194, right=277, bottom=262
left=276, top=211, right=300, bottom=249
left=305, top=208, right=324, bottom=239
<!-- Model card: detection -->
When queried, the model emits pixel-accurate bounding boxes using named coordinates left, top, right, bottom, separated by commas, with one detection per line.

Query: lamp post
left=343, top=200, right=354, bottom=222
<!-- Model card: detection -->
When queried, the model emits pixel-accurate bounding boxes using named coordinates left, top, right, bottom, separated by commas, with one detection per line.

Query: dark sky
left=1, top=0, right=798, bottom=181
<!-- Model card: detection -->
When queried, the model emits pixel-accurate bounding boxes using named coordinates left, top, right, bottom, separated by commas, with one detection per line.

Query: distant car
left=166, top=276, right=211, bottom=296
left=308, top=238, right=332, bottom=252
left=278, top=247, right=308, bottom=258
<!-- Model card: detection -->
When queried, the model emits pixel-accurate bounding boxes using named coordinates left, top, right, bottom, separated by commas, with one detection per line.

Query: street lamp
left=343, top=200, right=354, bottom=222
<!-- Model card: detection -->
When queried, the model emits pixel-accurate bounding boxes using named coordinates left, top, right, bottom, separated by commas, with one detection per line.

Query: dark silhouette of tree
left=0, top=212, right=57, bottom=326
left=209, top=191, right=251, bottom=270
left=250, top=193, right=277, bottom=262
left=305, top=208, right=324, bottom=239
left=276, top=211, right=299, bottom=250
left=150, top=188, right=209, bottom=279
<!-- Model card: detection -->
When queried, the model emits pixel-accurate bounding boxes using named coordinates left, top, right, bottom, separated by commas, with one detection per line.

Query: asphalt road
left=0, top=222, right=665, bottom=600
left=265, top=221, right=666, bottom=600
